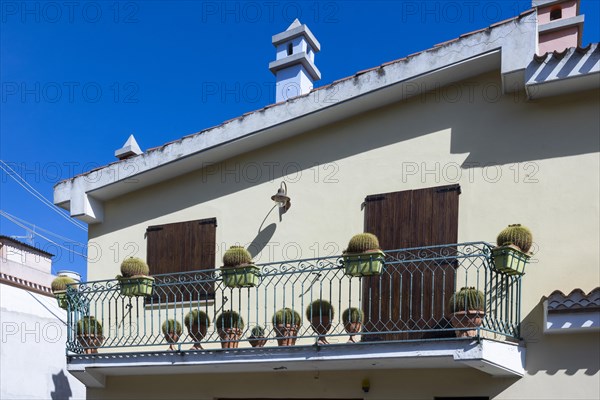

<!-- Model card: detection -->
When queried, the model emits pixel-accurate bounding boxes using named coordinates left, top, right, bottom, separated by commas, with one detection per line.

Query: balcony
left=64, top=242, right=525, bottom=387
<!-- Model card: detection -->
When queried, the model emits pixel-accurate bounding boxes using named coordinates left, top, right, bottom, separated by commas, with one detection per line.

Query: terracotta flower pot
left=450, top=310, right=485, bottom=337
left=344, top=322, right=362, bottom=343
left=274, top=324, right=298, bottom=346
left=188, top=323, right=208, bottom=350
left=164, top=331, right=180, bottom=351
left=309, top=316, right=332, bottom=344
left=76, top=334, right=104, bottom=354
left=218, top=328, right=242, bottom=348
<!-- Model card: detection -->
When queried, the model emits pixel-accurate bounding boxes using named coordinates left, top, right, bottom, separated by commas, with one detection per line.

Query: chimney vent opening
left=550, top=7, right=562, bottom=21
left=287, top=43, right=293, bottom=56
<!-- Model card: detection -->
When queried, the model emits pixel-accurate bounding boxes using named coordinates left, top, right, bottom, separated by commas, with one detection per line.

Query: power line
left=0, top=211, right=88, bottom=259
left=0, top=210, right=87, bottom=248
left=0, top=160, right=87, bottom=231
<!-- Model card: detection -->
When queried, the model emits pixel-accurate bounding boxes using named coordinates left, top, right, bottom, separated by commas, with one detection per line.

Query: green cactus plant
left=76, top=316, right=104, bottom=354
left=343, top=233, right=385, bottom=277
left=346, top=233, right=381, bottom=253
left=184, top=310, right=210, bottom=330
left=215, top=310, right=245, bottom=331
left=272, top=308, right=302, bottom=346
left=496, top=224, right=533, bottom=253
left=120, top=257, right=150, bottom=277
left=117, top=257, right=154, bottom=297
left=272, top=308, right=302, bottom=327
left=162, top=319, right=182, bottom=336
left=248, top=325, right=267, bottom=348
left=221, top=246, right=260, bottom=288
left=342, top=307, right=364, bottom=324
left=215, top=310, right=244, bottom=348
left=306, top=300, right=335, bottom=319
left=51, top=276, right=76, bottom=293
left=449, top=287, right=485, bottom=313
left=223, top=246, right=253, bottom=267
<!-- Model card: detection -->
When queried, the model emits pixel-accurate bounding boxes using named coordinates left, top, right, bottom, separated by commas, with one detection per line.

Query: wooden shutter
left=146, top=218, right=217, bottom=302
left=362, top=185, right=460, bottom=340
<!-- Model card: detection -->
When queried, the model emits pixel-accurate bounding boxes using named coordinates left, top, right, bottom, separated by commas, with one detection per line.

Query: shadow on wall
left=94, top=73, right=600, bottom=235
left=51, top=369, right=72, bottom=400
left=521, top=301, right=600, bottom=376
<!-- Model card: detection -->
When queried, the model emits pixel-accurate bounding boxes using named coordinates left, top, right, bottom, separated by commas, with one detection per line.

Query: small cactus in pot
left=184, top=310, right=210, bottom=350
left=117, top=257, right=154, bottom=297
left=221, top=246, right=260, bottom=288
left=215, top=310, right=244, bottom=348
left=306, top=300, right=334, bottom=344
left=162, top=319, right=183, bottom=351
left=272, top=308, right=302, bottom=346
left=51, top=275, right=77, bottom=310
left=248, top=325, right=267, bottom=348
left=343, top=233, right=385, bottom=277
left=491, top=224, right=533, bottom=275
left=448, top=287, right=485, bottom=337
left=342, top=307, right=364, bottom=342
left=76, top=316, right=104, bottom=354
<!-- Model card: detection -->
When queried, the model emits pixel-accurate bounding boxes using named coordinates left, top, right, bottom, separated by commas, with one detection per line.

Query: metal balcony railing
left=65, top=242, right=521, bottom=355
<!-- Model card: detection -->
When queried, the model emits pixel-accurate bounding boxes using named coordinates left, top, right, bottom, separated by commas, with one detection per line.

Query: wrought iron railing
left=65, top=242, right=521, bottom=354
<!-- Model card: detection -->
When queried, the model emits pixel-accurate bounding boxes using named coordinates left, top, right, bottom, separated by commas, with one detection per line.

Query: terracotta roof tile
left=546, top=288, right=600, bottom=313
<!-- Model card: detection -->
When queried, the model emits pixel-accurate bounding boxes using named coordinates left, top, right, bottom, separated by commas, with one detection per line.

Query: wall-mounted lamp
left=361, top=378, right=370, bottom=393
left=271, top=181, right=291, bottom=211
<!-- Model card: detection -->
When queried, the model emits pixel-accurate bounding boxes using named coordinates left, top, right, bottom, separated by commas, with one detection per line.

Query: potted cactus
left=215, top=310, right=244, bottom=348
left=306, top=300, right=334, bottom=344
left=51, top=275, right=76, bottom=310
left=76, top=316, right=104, bottom=354
left=162, top=319, right=182, bottom=351
left=272, top=308, right=302, bottom=346
left=117, top=257, right=154, bottom=297
left=248, top=325, right=267, bottom=348
left=221, top=246, right=260, bottom=288
left=343, top=233, right=385, bottom=277
left=491, top=224, right=533, bottom=275
left=342, top=307, right=364, bottom=342
left=448, top=287, right=485, bottom=337
left=184, top=310, right=210, bottom=350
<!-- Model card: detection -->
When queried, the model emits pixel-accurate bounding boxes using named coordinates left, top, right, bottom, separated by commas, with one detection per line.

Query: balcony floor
left=68, top=338, right=525, bottom=388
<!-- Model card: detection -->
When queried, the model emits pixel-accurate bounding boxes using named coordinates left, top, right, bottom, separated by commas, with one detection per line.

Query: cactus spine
left=496, top=224, right=533, bottom=253
left=272, top=308, right=302, bottom=327
left=161, top=319, right=182, bottom=336
left=215, top=311, right=245, bottom=331
left=306, top=300, right=335, bottom=319
left=346, top=233, right=380, bottom=253
left=342, top=307, right=364, bottom=324
left=250, top=326, right=265, bottom=338
left=184, top=310, right=210, bottom=329
left=449, top=287, right=485, bottom=312
left=77, top=316, right=103, bottom=336
left=120, top=257, right=150, bottom=277
left=222, top=246, right=253, bottom=267
left=51, top=276, right=76, bottom=293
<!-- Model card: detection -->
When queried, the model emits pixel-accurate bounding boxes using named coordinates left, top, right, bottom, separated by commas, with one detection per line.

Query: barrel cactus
left=223, top=246, right=253, bottom=267
left=161, top=319, right=182, bottom=336
left=184, top=310, right=210, bottom=329
left=342, top=307, right=364, bottom=324
left=346, top=233, right=380, bottom=253
left=120, top=257, right=150, bottom=277
left=215, top=310, right=245, bottom=331
left=51, top=275, right=76, bottom=293
left=272, top=308, right=302, bottom=327
left=306, top=299, right=335, bottom=319
left=77, top=316, right=103, bottom=336
left=250, top=325, right=265, bottom=338
left=496, top=224, right=533, bottom=253
left=449, top=287, right=485, bottom=313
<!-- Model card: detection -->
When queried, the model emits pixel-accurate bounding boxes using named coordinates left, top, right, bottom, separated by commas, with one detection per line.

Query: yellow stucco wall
left=84, top=71, right=600, bottom=399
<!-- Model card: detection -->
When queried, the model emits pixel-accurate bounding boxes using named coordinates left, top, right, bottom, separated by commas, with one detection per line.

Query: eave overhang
left=67, top=339, right=525, bottom=388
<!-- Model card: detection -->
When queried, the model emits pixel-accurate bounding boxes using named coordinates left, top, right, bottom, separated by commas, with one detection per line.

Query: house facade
left=54, top=0, right=599, bottom=399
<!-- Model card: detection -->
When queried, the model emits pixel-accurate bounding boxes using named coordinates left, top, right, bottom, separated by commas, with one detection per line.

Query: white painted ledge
left=67, top=339, right=525, bottom=388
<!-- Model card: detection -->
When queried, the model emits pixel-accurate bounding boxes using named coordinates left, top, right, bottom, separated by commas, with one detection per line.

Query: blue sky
left=1, top=0, right=599, bottom=280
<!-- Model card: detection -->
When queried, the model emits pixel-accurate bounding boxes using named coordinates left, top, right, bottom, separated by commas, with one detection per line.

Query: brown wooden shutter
left=146, top=218, right=217, bottom=302
left=362, top=185, right=460, bottom=340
